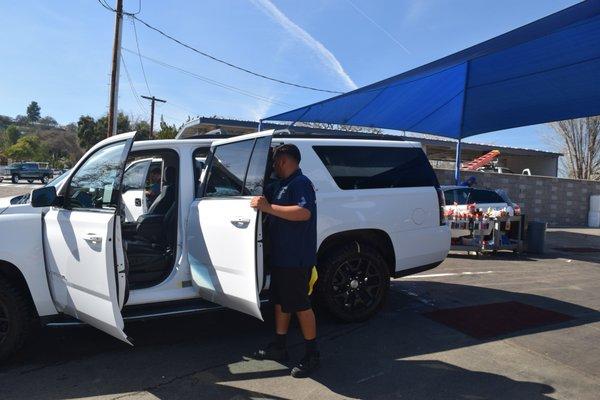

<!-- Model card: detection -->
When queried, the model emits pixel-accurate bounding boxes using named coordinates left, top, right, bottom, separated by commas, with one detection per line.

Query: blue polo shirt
left=265, top=169, right=317, bottom=269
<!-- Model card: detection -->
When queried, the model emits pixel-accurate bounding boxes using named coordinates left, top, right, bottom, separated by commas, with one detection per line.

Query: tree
left=550, top=117, right=600, bottom=180
left=14, top=115, right=29, bottom=125
left=0, top=115, right=12, bottom=129
left=95, top=112, right=132, bottom=138
left=155, top=117, right=178, bottom=139
left=4, top=135, right=49, bottom=161
left=77, top=115, right=100, bottom=150
left=39, top=116, right=58, bottom=127
left=26, top=101, right=41, bottom=122
left=77, top=112, right=132, bottom=150
left=133, top=120, right=151, bottom=141
left=4, top=125, right=21, bottom=145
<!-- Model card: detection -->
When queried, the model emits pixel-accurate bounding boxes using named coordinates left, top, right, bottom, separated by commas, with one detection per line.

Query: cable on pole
left=97, top=1, right=345, bottom=94
left=130, top=16, right=152, bottom=95
left=121, top=47, right=294, bottom=107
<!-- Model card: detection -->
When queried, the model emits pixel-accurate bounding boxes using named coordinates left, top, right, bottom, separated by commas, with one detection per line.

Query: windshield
left=47, top=170, right=69, bottom=187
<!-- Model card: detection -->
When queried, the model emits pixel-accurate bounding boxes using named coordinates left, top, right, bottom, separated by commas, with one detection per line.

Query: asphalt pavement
left=0, top=181, right=43, bottom=197
left=1, top=182, right=599, bottom=399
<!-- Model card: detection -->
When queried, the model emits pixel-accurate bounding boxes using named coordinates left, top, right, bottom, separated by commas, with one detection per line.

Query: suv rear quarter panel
left=287, top=139, right=450, bottom=271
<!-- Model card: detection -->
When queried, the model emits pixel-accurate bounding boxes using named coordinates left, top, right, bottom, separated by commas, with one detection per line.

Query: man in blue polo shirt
left=250, top=144, right=319, bottom=378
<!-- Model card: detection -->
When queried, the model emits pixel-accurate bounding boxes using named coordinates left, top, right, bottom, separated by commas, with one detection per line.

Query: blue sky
left=0, top=0, right=579, bottom=151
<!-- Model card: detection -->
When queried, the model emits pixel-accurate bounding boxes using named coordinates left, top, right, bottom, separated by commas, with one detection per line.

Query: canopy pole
left=455, top=139, right=462, bottom=185
left=258, top=119, right=263, bottom=131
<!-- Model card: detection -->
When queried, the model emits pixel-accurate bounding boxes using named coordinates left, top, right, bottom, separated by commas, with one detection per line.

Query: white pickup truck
left=0, top=130, right=450, bottom=360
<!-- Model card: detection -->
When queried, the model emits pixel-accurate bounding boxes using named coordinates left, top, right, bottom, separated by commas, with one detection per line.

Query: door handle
left=230, top=217, right=251, bottom=228
left=83, top=233, right=102, bottom=243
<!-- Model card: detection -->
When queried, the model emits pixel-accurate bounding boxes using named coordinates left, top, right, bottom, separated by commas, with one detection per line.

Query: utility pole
left=141, top=95, right=166, bottom=137
left=107, top=0, right=124, bottom=137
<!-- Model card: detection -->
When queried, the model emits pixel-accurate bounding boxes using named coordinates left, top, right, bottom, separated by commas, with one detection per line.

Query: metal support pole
left=141, top=95, right=166, bottom=137
left=258, top=119, right=263, bottom=131
left=455, top=139, right=462, bottom=185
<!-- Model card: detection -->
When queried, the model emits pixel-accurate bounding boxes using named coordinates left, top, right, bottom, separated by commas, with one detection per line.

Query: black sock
left=275, top=333, right=287, bottom=348
left=305, top=338, right=318, bottom=355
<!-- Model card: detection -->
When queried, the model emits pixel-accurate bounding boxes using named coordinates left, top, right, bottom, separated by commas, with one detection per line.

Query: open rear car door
left=42, top=132, right=135, bottom=343
left=186, top=131, right=273, bottom=319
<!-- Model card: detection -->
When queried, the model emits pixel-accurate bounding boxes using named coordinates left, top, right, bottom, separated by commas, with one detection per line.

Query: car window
left=66, top=141, right=127, bottom=210
left=123, top=160, right=149, bottom=191
left=313, top=146, right=439, bottom=190
left=243, top=136, right=271, bottom=196
left=470, top=189, right=505, bottom=204
left=192, top=146, right=211, bottom=196
left=204, top=140, right=254, bottom=197
left=444, top=188, right=470, bottom=205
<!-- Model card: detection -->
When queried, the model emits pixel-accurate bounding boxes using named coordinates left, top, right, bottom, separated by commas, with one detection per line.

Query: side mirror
left=31, top=186, right=57, bottom=208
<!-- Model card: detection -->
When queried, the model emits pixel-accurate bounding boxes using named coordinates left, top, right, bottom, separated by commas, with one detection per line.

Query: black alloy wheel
left=318, top=243, right=390, bottom=322
left=0, top=279, right=34, bottom=362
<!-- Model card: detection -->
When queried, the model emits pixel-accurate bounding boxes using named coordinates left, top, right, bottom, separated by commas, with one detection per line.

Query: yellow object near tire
left=308, top=266, right=318, bottom=295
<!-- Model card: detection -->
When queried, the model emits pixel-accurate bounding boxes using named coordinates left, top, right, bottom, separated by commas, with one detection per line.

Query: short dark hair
left=150, top=167, right=161, bottom=175
left=273, top=144, right=301, bottom=164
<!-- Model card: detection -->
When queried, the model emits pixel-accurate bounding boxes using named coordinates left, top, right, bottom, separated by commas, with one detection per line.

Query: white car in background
left=442, top=186, right=520, bottom=238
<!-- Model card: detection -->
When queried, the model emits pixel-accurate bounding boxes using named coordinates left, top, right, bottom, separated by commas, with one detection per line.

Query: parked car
left=442, top=186, right=520, bottom=238
left=0, top=130, right=450, bottom=360
left=3, top=162, right=53, bottom=184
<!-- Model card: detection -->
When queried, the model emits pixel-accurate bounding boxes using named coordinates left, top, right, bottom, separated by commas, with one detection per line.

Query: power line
left=130, top=16, right=152, bottom=95
left=121, top=47, right=294, bottom=107
left=97, top=1, right=344, bottom=94
left=120, top=53, right=148, bottom=114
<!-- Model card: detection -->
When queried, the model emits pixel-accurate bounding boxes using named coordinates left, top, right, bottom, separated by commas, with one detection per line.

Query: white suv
left=0, top=130, right=450, bottom=360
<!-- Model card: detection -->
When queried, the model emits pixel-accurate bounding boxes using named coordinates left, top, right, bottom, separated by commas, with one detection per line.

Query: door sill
left=42, top=298, right=270, bottom=326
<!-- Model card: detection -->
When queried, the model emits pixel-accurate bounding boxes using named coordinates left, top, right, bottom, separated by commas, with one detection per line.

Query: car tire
left=41, top=176, right=49, bottom=184
left=316, top=243, right=390, bottom=322
left=11, top=175, right=19, bottom=184
left=0, top=278, right=35, bottom=362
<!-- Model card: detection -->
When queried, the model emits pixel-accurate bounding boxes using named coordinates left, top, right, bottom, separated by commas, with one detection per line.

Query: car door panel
left=43, top=132, right=135, bottom=344
left=187, top=198, right=262, bottom=319
left=186, top=132, right=273, bottom=320
left=43, top=210, right=130, bottom=343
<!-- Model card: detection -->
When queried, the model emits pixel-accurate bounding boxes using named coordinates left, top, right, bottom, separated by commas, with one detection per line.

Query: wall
left=434, top=169, right=600, bottom=227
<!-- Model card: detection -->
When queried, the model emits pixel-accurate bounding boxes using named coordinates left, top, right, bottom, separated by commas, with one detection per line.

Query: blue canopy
left=264, top=0, right=600, bottom=140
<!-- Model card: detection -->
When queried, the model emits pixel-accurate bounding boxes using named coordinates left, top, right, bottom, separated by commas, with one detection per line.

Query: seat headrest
left=164, top=166, right=177, bottom=184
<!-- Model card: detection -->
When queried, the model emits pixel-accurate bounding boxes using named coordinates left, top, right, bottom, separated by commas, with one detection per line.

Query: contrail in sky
left=346, top=0, right=411, bottom=54
left=251, top=0, right=358, bottom=90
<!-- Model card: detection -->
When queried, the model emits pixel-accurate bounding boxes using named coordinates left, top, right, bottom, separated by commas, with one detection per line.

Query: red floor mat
left=424, top=301, right=573, bottom=339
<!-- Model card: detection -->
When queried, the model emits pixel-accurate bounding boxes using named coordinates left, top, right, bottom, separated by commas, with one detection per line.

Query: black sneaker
left=252, top=343, right=289, bottom=361
left=291, top=352, right=320, bottom=378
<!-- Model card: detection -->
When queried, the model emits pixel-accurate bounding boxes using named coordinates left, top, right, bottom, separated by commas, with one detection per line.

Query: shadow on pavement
left=1, top=281, right=598, bottom=399
left=545, top=229, right=600, bottom=263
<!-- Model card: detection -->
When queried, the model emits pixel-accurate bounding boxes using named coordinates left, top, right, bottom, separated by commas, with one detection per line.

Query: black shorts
left=270, top=267, right=312, bottom=313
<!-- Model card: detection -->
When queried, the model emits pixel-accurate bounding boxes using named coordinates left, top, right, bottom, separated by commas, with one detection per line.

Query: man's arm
left=250, top=196, right=311, bottom=221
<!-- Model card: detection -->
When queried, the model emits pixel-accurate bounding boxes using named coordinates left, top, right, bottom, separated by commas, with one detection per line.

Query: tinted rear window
left=444, top=188, right=470, bottom=205
left=471, top=189, right=505, bottom=203
left=313, top=146, right=439, bottom=190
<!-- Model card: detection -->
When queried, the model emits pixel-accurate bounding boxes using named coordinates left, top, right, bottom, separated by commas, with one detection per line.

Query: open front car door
left=43, top=132, right=135, bottom=343
left=186, top=131, right=273, bottom=319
